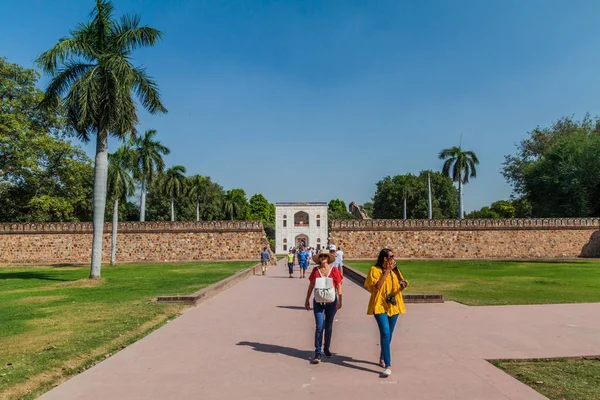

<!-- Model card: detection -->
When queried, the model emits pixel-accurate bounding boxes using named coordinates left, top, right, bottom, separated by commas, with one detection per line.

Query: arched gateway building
left=275, top=202, right=328, bottom=253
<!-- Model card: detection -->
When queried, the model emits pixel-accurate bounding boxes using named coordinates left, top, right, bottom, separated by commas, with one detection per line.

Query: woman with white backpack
left=304, top=248, right=343, bottom=364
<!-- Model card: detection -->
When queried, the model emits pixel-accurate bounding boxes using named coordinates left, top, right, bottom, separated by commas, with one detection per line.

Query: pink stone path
left=39, top=259, right=600, bottom=400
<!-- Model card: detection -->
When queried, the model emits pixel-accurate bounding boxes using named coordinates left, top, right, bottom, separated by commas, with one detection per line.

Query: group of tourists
left=302, top=246, right=407, bottom=378
left=286, top=244, right=344, bottom=279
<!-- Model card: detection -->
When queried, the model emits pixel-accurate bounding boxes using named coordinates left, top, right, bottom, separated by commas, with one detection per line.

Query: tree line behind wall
left=0, top=57, right=278, bottom=229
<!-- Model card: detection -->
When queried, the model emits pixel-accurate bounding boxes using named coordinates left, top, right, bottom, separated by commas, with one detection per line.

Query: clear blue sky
left=3, top=0, right=600, bottom=211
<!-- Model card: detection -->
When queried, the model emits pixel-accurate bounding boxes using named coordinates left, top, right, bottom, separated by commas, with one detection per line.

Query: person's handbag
left=314, top=267, right=336, bottom=304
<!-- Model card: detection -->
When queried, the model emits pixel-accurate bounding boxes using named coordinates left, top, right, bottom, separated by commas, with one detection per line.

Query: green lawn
left=349, top=260, right=600, bottom=305
left=0, top=261, right=255, bottom=400
left=493, top=358, right=600, bottom=400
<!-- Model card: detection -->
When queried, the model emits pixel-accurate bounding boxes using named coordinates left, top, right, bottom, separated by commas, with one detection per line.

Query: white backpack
left=314, top=267, right=336, bottom=304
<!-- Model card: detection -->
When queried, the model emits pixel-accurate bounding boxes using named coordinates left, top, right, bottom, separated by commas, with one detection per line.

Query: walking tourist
left=297, top=245, right=310, bottom=278
left=287, top=249, right=295, bottom=278
left=328, top=244, right=344, bottom=277
left=364, top=248, right=408, bottom=377
left=260, top=247, right=270, bottom=276
left=304, top=249, right=343, bottom=364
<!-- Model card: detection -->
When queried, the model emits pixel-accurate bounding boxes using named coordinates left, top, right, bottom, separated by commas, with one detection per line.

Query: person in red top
left=304, top=249, right=343, bottom=364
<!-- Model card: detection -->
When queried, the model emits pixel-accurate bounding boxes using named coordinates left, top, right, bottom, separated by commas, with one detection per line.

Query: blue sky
left=3, top=0, right=600, bottom=211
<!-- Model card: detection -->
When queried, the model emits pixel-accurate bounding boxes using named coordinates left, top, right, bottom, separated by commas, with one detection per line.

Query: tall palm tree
left=187, top=176, right=224, bottom=221
left=223, top=189, right=246, bottom=221
left=398, top=178, right=415, bottom=220
left=187, top=174, right=207, bottom=222
left=107, top=144, right=135, bottom=265
left=36, top=0, right=167, bottom=278
left=161, top=165, right=187, bottom=221
left=439, top=145, right=479, bottom=219
left=133, top=129, right=170, bottom=221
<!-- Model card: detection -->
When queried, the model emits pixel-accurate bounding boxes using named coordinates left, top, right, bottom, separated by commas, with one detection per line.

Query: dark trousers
left=313, top=299, right=337, bottom=355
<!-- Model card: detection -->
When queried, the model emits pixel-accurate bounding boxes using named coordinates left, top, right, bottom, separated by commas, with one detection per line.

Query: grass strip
left=493, top=358, right=600, bottom=400
left=349, top=259, right=600, bottom=305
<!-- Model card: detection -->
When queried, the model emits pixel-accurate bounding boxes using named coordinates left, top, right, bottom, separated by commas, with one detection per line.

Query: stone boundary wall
left=0, top=221, right=269, bottom=264
left=330, top=218, right=600, bottom=259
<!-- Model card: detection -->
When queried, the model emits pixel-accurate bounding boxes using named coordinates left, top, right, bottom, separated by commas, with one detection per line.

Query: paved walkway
left=40, top=259, right=600, bottom=400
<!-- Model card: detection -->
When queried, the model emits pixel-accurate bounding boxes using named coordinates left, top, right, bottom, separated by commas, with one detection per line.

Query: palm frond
left=35, top=37, right=94, bottom=74
left=112, top=15, right=163, bottom=52
left=131, top=66, right=167, bottom=114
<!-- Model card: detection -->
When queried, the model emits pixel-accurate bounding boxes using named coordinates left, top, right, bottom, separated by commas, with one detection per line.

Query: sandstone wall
left=330, top=218, right=600, bottom=259
left=0, top=221, right=269, bottom=264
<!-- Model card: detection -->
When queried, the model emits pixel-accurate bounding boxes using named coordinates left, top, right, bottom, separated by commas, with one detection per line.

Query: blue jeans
left=287, top=263, right=294, bottom=274
left=313, top=299, right=337, bottom=355
left=374, top=313, right=399, bottom=368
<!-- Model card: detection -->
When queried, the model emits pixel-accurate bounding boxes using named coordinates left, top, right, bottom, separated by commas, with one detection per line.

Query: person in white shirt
left=336, top=247, right=344, bottom=267
left=328, top=244, right=344, bottom=277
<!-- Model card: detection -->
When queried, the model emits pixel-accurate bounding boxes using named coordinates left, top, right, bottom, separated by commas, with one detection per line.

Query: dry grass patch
left=17, top=296, right=67, bottom=304
left=53, top=278, right=105, bottom=288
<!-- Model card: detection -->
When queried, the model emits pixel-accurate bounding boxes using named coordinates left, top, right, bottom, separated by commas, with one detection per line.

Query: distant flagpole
left=428, top=172, right=432, bottom=219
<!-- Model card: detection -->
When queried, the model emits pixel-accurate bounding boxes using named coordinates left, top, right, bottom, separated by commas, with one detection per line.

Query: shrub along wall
left=329, top=218, right=600, bottom=259
left=0, top=221, right=269, bottom=264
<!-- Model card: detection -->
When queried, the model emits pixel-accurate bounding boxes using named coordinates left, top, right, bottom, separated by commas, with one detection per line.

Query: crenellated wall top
left=330, top=218, right=600, bottom=231
left=0, top=221, right=264, bottom=234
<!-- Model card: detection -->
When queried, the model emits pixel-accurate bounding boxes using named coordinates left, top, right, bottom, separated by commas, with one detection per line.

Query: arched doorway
left=294, top=211, right=309, bottom=227
left=295, top=234, right=309, bottom=248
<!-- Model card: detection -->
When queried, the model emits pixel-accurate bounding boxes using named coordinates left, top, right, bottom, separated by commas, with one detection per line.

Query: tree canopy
left=503, top=115, right=600, bottom=217
left=0, top=57, right=94, bottom=222
left=372, top=171, right=458, bottom=219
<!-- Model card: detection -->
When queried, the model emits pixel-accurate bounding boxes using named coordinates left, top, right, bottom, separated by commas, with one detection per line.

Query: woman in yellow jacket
left=364, top=248, right=408, bottom=377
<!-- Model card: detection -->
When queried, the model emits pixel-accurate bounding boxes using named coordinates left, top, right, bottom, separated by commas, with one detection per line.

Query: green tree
left=362, top=202, right=374, bottom=218
left=223, top=189, right=248, bottom=220
left=132, top=129, right=170, bottom=222
left=248, top=194, right=274, bottom=223
left=187, top=175, right=207, bottom=222
left=523, top=133, right=600, bottom=217
left=161, top=165, right=187, bottom=221
left=372, top=175, right=420, bottom=219
left=439, top=145, right=479, bottom=219
left=36, top=0, right=167, bottom=278
left=0, top=57, right=94, bottom=222
left=1, top=57, right=61, bottom=181
left=466, top=206, right=500, bottom=219
left=107, top=144, right=135, bottom=265
left=328, top=199, right=347, bottom=213
left=248, top=193, right=275, bottom=244
left=328, top=199, right=355, bottom=223
left=503, top=115, right=600, bottom=195
left=504, top=115, right=600, bottom=217
left=466, top=199, right=525, bottom=219
left=372, top=171, right=458, bottom=219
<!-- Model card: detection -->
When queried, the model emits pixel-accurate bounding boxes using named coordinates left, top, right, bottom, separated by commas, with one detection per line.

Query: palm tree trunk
left=403, top=197, right=407, bottom=220
left=428, top=173, right=432, bottom=219
left=196, top=199, right=200, bottom=222
left=90, top=131, right=108, bottom=279
left=111, top=198, right=118, bottom=266
left=458, top=178, right=464, bottom=219
left=171, top=195, right=175, bottom=222
left=140, top=180, right=146, bottom=222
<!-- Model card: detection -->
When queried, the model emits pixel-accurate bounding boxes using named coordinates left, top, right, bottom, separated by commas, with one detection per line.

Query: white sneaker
left=382, top=368, right=391, bottom=377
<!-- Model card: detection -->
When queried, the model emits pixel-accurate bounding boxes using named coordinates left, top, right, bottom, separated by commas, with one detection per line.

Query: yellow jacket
left=364, top=266, right=407, bottom=316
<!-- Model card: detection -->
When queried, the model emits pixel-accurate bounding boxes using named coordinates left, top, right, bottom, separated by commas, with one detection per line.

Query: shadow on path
left=276, top=305, right=305, bottom=310
left=237, top=341, right=381, bottom=375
